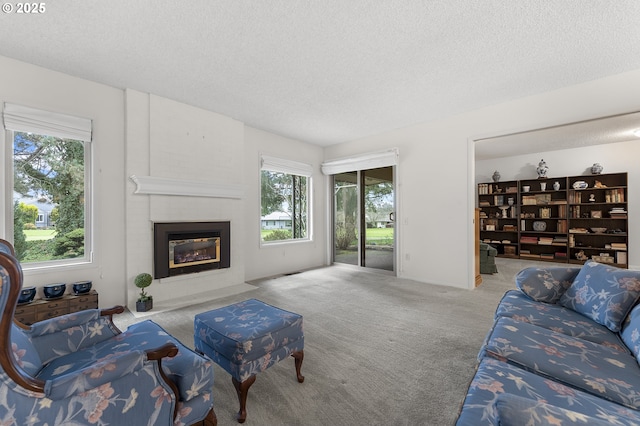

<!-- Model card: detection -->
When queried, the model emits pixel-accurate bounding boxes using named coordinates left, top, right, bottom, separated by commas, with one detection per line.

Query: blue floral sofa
left=0, top=249, right=216, bottom=426
left=456, top=260, right=640, bottom=425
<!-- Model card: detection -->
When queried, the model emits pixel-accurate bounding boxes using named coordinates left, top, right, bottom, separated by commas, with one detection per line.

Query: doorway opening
left=333, top=166, right=395, bottom=271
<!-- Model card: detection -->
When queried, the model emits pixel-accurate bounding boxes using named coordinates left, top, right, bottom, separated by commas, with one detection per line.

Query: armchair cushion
left=559, top=261, right=640, bottom=332
left=27, top=309, right=121, bottom=365
left=38, top=319, right=213, bottom=404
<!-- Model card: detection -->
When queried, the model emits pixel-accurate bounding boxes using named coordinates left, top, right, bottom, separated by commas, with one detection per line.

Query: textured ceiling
left=1, top=1, right=640, bottom=148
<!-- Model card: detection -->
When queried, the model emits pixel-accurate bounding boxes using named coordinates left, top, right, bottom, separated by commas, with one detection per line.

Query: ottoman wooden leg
left=232, top=375, right=256, bottom=423
left=291, top=350, right=305, bottom=383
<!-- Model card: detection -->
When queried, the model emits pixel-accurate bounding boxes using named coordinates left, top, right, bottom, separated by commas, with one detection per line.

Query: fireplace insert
left=154, top=221, right=230, bottom=279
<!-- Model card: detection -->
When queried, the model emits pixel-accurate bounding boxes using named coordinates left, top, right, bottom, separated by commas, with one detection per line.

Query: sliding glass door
left=333, top=167, right=395, bottom=271
left=334, top=172, right=358, bottom=266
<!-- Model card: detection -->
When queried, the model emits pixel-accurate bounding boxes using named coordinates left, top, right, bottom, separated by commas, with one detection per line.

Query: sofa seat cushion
left=559, top=260, right=640, bottom=332
left=495, top=290, right=629, bottom=353
left=37, top=320, right=214, bottom=404
left=494, top=393, right=613, bottom=426
left=455, top=357, right=640, bottom=426
left=483, top=316, right=640, bottom=409
left=515, top=265, right=580, bottom=303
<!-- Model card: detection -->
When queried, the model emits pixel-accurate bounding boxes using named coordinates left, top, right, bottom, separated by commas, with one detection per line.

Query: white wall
left=476, top=140, right=640, bottom=269
left=324, top=69, right=640, bottom=289
left=0, top=56, right=126, bottom=308
left=124, top=91, right=246, bottom=312
left=243, top=127, right=327, bottom=281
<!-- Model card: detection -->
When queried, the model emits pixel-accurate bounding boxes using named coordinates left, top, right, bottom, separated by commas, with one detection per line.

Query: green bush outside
left=262, top=229, right=292, bottom=241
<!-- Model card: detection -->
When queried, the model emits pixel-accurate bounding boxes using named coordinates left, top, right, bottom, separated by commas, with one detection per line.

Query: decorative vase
left=492, top=170, right=500, bottom=182
left=136, top=298, right=153, bottom=312
left=591, top=163, right=603, bottom=174
left=553, top=181, right=560, bottom=191
left=536, top=159, right=548, bottom=179
left=540, top=182, right=546, bottom=191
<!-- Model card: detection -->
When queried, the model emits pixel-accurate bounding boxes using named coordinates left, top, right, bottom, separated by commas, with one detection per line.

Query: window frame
left=259, top=155, right=313, bottom=246
left=6, top=129, right=93, bottom=270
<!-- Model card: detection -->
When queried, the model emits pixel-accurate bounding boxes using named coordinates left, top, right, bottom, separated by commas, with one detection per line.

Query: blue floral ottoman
left=194, top=299, right=304, bottom=423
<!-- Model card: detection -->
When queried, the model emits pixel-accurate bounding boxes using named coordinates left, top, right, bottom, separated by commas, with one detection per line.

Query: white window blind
left=261, top=154, right=313, bottom=177
left=3, top=103, right=92, bottom=142
left=321, top=148, right=398, bottom=175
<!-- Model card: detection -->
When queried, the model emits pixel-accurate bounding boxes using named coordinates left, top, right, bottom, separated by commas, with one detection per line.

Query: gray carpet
left=114, top=258, right=540, bottom=425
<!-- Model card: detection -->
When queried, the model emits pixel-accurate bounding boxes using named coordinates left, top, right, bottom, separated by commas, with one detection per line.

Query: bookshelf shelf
left=477, top=172, right=628, bottom=268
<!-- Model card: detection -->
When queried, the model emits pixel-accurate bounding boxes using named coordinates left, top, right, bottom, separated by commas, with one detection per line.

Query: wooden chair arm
left=146, top=342, right=179, bottom=361
left=146, top=342, right=180, bottom=420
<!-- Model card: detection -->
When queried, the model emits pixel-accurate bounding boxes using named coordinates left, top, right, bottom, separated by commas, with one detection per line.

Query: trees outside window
left=12, top=131, right=89, bottom=264
left=260, top=170, right=309, bottom=242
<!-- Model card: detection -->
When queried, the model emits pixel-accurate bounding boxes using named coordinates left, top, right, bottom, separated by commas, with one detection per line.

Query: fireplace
left=154, top=221, right=230, bottom=279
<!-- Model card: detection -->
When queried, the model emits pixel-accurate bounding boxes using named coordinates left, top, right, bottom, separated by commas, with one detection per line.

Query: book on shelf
left=521, top=253, right=541, bottom=259
left=569, top=228, right=589, bottom=234
left=554, top=252, right=567, bottom=259
left=616, top=251, right=627, bottom=264
left=540, top=253, right=555, bottom=260
left=538, top=237, right=554, bottom=245
left=520, top=236, right=538, bottom=244
left=611, top=243, right=627, bottom=250
left=605, top=189, right=625, bottom=203
left=479, top=200, right=491, bottom=207
left=557, top=220, right=567, bottom=233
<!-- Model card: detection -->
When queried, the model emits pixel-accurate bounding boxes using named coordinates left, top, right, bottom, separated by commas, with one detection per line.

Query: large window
left=260, top=155, right=312, bottom=243
left=4, top=104, right=92, bottom=267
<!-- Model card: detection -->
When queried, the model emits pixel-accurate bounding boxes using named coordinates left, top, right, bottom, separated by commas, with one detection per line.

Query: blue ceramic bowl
left=18, top=286, right=36, bottom=304
left=43, top=283, right=66, bottom=299
left=72, top=281, right=92, bottom=295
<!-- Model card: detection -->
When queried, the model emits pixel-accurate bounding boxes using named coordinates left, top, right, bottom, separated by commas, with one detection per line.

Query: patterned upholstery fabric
left=0, top=252, right=215, bottom=426
left=456, top=358, right=640, bottom=426
left=194, top=298, right=304, bottom=382
left=484, top=316, right=640, bottom=409
left=495, top=290, right=629, bottom=353
left=621, top=303, right=640, bottom=363
left=494, top=393, right=613, bottom=426
left=515, top=266, right=580, bottom=303
left=559, top=260, right=640, bottom=332
left=457, top=263, right=640, bottom=425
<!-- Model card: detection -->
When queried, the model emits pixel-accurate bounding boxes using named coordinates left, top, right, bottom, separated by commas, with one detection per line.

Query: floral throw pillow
left=559, top=261, right=640, bottom=332
left=515, top=266, right=580, bottom=303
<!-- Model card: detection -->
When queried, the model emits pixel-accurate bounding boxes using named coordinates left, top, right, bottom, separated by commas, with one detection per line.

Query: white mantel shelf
left=130, top=175, right=244, bottom=199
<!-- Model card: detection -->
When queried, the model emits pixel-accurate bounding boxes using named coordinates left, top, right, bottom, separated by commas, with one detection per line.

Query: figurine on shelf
left=492, top=170, right=500, bottom=182
left=589, top=194, right=596, bottom=202
left=594, top=180, right=607, bottom=188
left=536, top=159, right=549, bottom=178
left=575, top=250, right=588, bottom=261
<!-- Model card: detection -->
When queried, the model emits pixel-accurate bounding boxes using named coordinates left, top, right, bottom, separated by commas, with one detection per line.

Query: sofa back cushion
left=621, top=303, right=640, bottom=362
left=515, top=266, right=580, bottom=303
left=559, top=261, right=640, bottom=332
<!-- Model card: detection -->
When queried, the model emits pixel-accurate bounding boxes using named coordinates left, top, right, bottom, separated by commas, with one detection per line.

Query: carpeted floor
left=114, top=258, right=542, bottom=425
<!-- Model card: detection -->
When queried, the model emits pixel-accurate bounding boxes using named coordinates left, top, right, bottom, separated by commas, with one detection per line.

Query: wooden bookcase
left=478, top=172, right=628, bottom=268
left=15, top=290, right=98, bottom=325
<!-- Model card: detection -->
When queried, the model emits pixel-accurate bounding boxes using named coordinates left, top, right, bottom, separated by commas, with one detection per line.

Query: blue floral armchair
left=0, top=250, right=217, bottom=426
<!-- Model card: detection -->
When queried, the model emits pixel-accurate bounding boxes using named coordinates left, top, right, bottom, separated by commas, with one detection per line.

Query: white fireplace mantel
left=130, top=175, right=244, bottom=199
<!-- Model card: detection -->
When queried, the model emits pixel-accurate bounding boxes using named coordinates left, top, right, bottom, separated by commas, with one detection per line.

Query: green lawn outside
left=260, top=227, right=393, bottom=245
left=23, top=229, right=57, bottom=241
left=365, top=227, right=394, bottom=245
